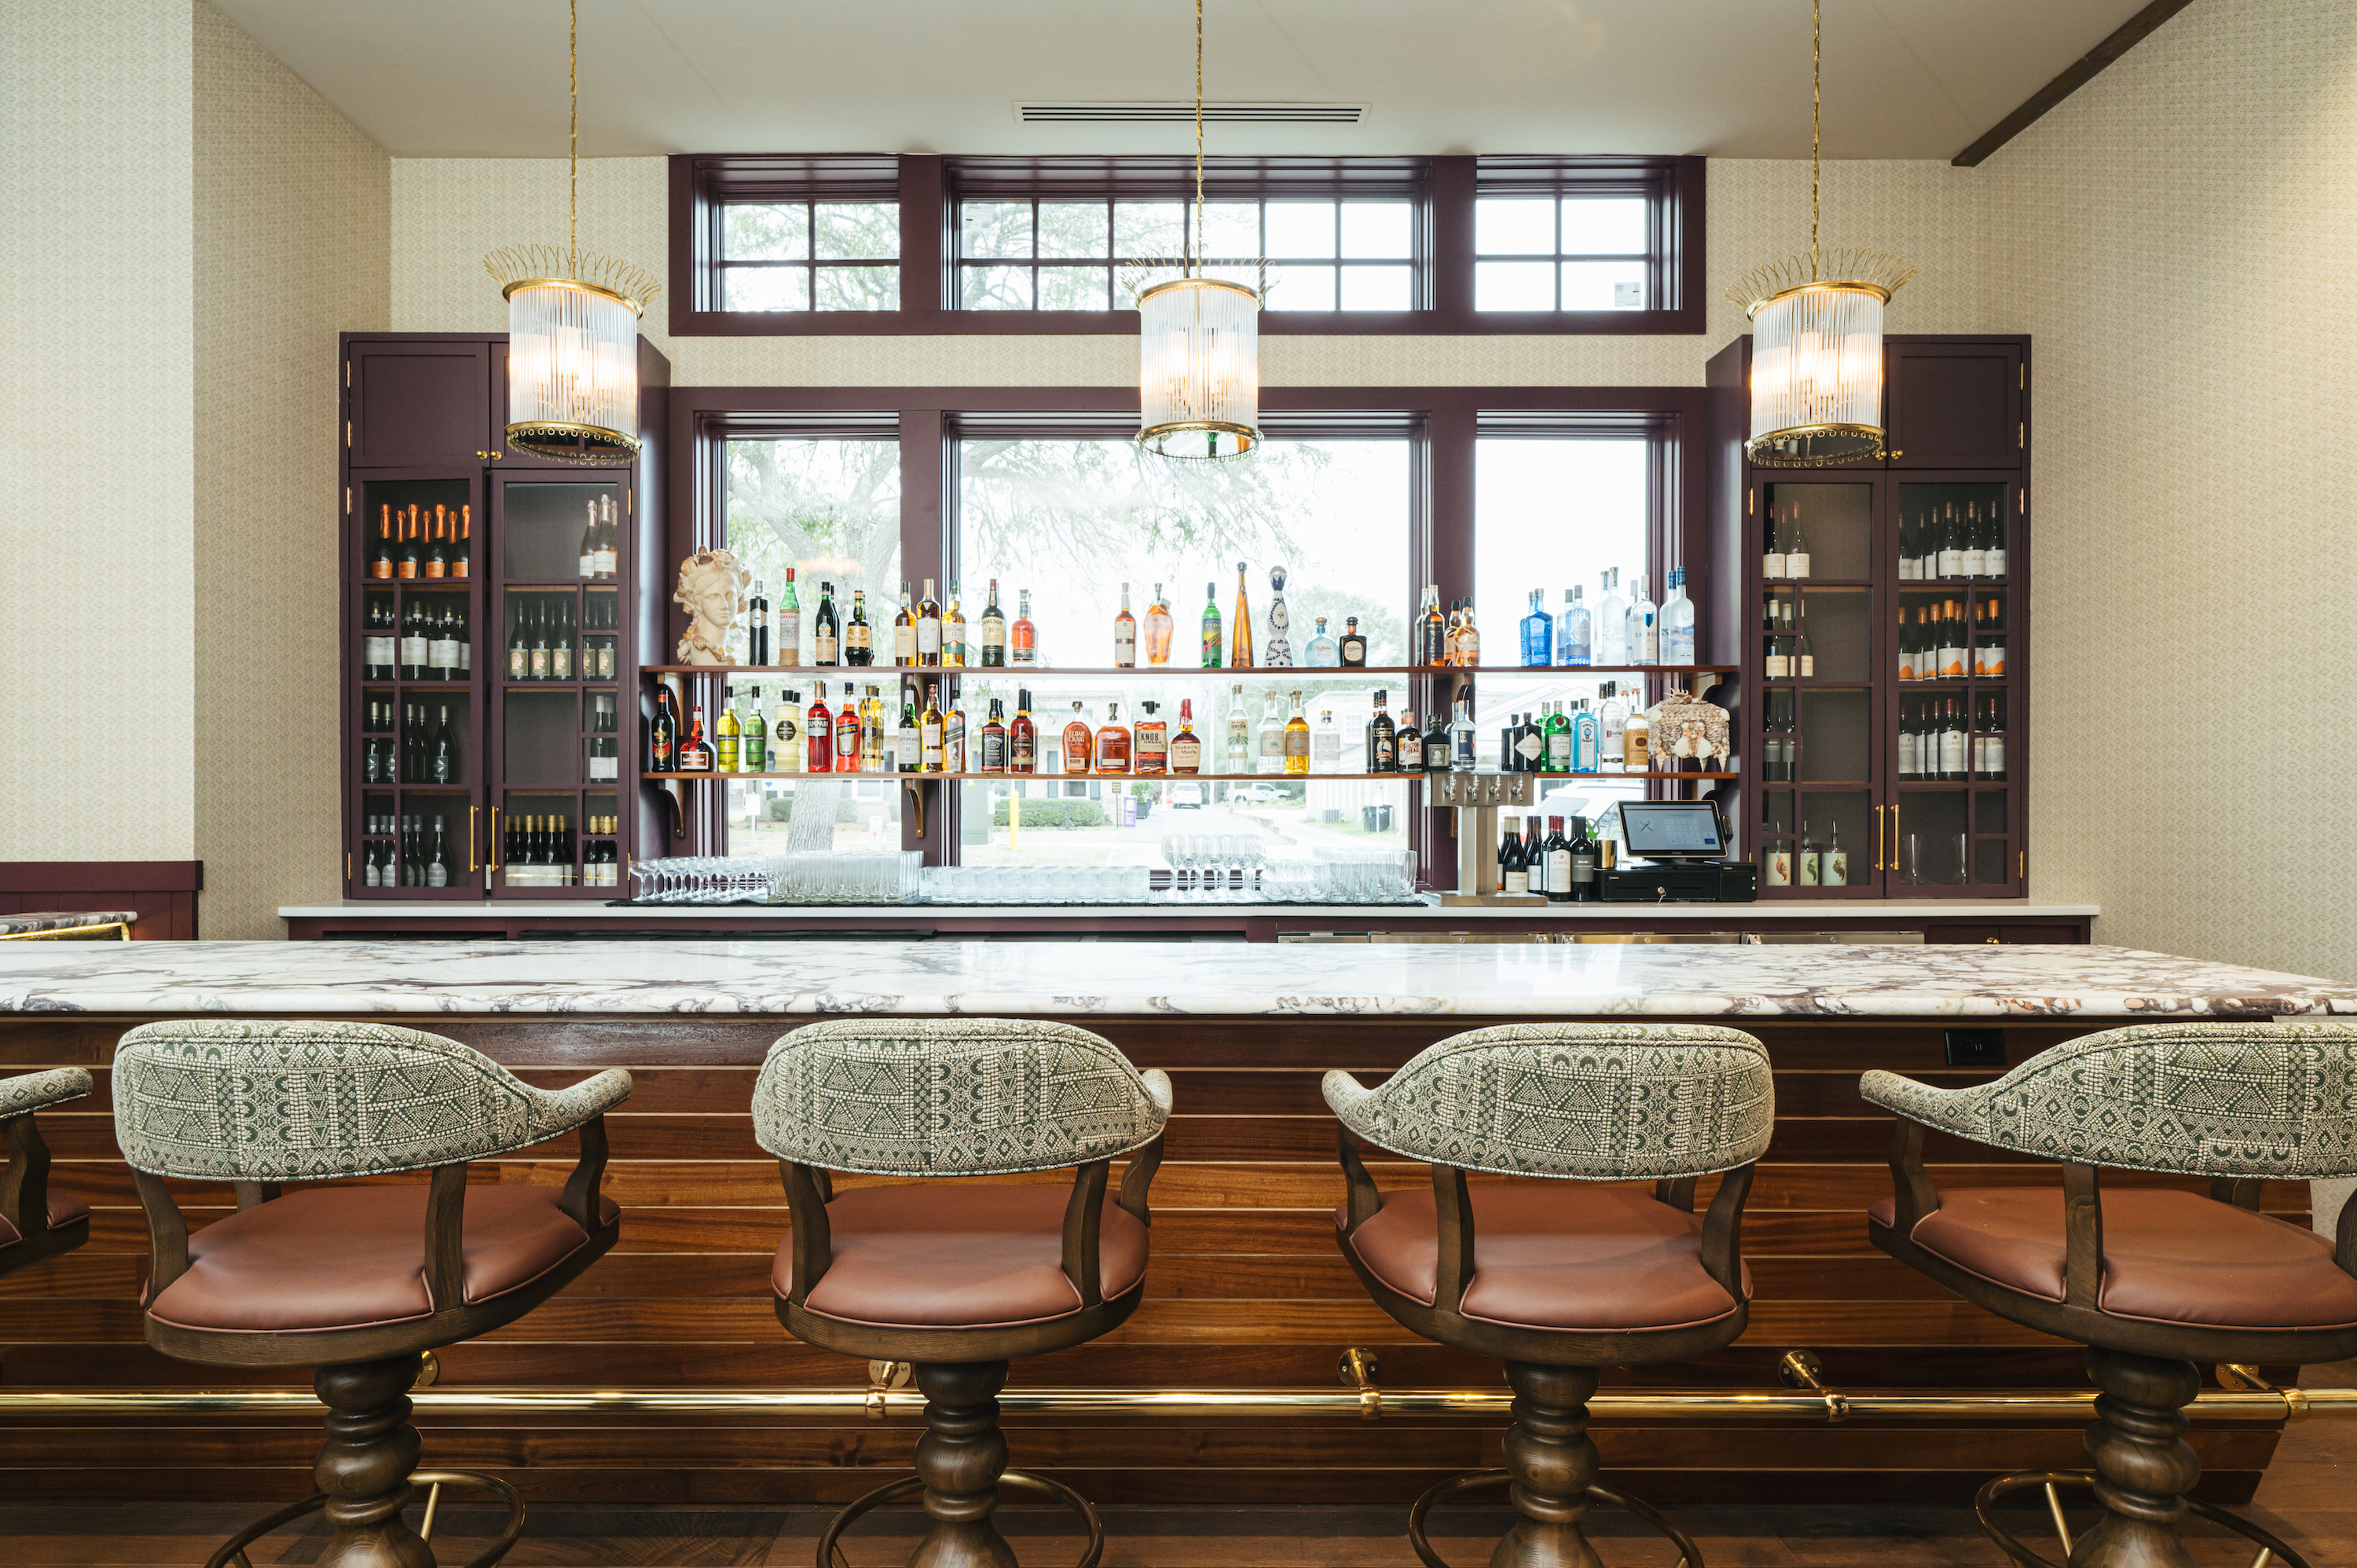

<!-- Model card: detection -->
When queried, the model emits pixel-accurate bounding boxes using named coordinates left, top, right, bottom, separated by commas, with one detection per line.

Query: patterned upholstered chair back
left=112, top=1019, right=633, bottom=1181
left=3, top=1068, right=92, bottom=1118
left=753, top=1018, right=1171, bottom=1175
left=1325, top=1023, right=1775, bottom=1180
left=1862, top=1020, right=2357, bottom=1179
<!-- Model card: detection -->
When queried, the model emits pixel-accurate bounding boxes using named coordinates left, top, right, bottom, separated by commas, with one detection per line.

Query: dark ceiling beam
left=1951, top=0, right=2198, bottom=167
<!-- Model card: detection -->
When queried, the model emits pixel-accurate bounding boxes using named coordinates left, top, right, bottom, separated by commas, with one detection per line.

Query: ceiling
left=210, top=0, right=2157, bottom=162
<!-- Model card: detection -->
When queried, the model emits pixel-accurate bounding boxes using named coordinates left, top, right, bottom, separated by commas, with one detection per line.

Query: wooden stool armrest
left=132, top=1169, right=190, bottom=1295
left=423, top=1163, right=469, bottom=1310
left=557, top=1116, right=610, bottom=1232
left=2209, top=1176, right=2263, bottom=1211
left=1062, top=1160, right=1111, bottom=1307
left=2062, top=1162, right=2103, bottom=1310
left=781, top=1160, right=832, bottom=1306
left=1699, top=1163, right=1755, bottom=1299
left=0, top=1112, right=52, bottom=1237
left=1431, top=1165, right=1475, bottom=1312
left=1655, top=1174, right=1699, bottom=1213
left=1336, top=1126, right=1381, bottom=1236
left=1886, top=1116, right=1942, bottom=1231
left=1117, top=1133, right=1165, bottom=1225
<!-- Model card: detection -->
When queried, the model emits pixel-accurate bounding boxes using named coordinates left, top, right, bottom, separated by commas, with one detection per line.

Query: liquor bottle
left=1509, top=709, right=1542, bottom=773
left=943, top=581, right=967, bottom=666
left=1762, top=501, right=1785, bottom=580
left=1541, top=817, right=1574, bottom=903
left=430, top=704, right=456, bottom=783
left=893, top=584, right=917, bottom=667
left=1256, top=691, right=1286, bottom=774
left=814, top=582, right=841, bottom=665
left=1061, top=701, right=1093, bottom=774
left=681, top=705, right=715, bottom=771
left=1573, top=701, right=1601, bottom=775
left=1519, top=589, right=1552, bottom=668
left=649, top=686, right=679, bottom=771
left=1442, top=600, right=1463, bottom=666
left=1012, top=589, right=1036, bottom=665
left=1306, top=617, right=1340, bottom=668
left=1542, top=702, right=1571, bottom=773
left=922, top=683, right=948, bottom=772
left=776, top=568, right=802, bottom=666
left=980, top=579, right=1007, bottom=667
left=897, top=683, right=921, bottom=772
left=1283, top=693, right=1310, bottom=775
left=862, top=685, right=888, bottom=772
left=1623, top=695, right=1651, bottom=773
left=372, top=507, right=395, bottom=577
left=1135, top=701, right=1168, bottom=775
left=1447, top=691, right=1477, bottom=773
left=717, top=686, right=742, bottom=771
left=748, top=580, right=770, bottom=665
left=1569, top=817, right=1600, bottom=903
left=1010, top=688, right=1038, bottom=774
left=1661, top=567, right=1695, bottom=665
left=833, top=683, right=861, bottom=773
left=805, top=687, right=832, bottom=772
left=550, top=601, right=574, bottom=680
left=773, top=690, right=801, bottom=774
left=1797, top=819, right=1820, bottom=886
left=980, top=698, right=1009, bottom=773
left=424, top=507, right=446, bottom=578
left=1823, top=820, right=1849, bottom=887
left=1141, top=583, right=1174, bottom=665
left=1424, top=699, right=1454, bottom=774
left=1627, top=574, right=1659, bottom=666
left=1365, top=691, right=1396, bottom=773
left=398, top=507, right=420, bottom=579
left=430, top=608, right=458, bottom=683
left=1596, top=570, right=1628, bottom=665
left=1198, top=581, right=1223, bottom=668
left=1170, top=698, right=1202, bottom=775
left=944, top=694, right=967, bottom=773
left=918, top=578, right=944, bottom=666
left=1417, top=584, right=1446, bottom=666
left=1225, top=684, right=1253, bottom=772
left=1113, top=583, right=1138, bottom=668
left=846, top=590, right=873, bottom=665
left=1095, top=703, right=1132, bottom=774
left=1498, top=819, right=1527, bottom=896
left=1395, top=709, right=1422, bottom=775
left=1230, top=562, right=1255, bottom=668
left=1785, top=506, right=1810, bottom=578
left=1338, top=616, right=1367, bottom=668
left=1556, top=587, right=1591, bottom=668
left=578, top=500, right=598, bottom=580
left=1263, top=566, right=1294, bottom=668
left=1453, top=599, right=1481, bottom=667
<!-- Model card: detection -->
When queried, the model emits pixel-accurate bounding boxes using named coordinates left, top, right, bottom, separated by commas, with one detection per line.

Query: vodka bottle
left=1556, top=586, right=1590, bottom=668
left=1660, top=566, right=1695, bottom=665
left=1596, top=570, right=1629, bottom=665
left=1626, top=573, right=1659, bottom=666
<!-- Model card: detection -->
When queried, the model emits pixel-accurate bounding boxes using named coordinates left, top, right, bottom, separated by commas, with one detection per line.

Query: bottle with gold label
left=918, top=579, right=943, bottom=666
left=942, top=581, right=966, bottom=666
left=893, top=585, right=916, bottom=666
left=1094, top=703, right=1132, bottom=775
left=921, top=683, right=946, bottom=772
left=1230, top=562, right=1255, bottom=668
left=773, top=689, right=801, bottom=774
left=861, top=685, right=887, bottom=772
left=1283, top=691, right=1310, bottom=775
left=1623, top=697, right=1651, bottom=774
left=1133, top=700, right=1168, bottom=775
left=717, top=685, right=742, bottom=772
left=979, top=579, right=1006, bottom=667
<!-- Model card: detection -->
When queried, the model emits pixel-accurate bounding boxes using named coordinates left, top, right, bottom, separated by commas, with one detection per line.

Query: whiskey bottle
left=918, top=578, right=943, bottom=666
left=1395, top=709, right=1422, bottom=774
left=749, top=579, right=771, bottom=665
left=1230, top=562, right=1255, bottom=668
left=777, top=568, right=801, bottom=666
left=897, top=683, right=921, bottom=772
left=944, top=694, right=967, bottom=773
left=1200, top=581, right=1222, bottom=668
left=942, top=581, right=966, bottom=666
left=1283, top=692, right=1310, bottom=776
left=1454, top=599, right=1482, bottom=668
left=717, top=686, right=741, bottom=772
left=1424, top=704, right=1453, bottom=774
left=1417, top=584, right=1446, bottom=666
left=1094, top=703, right=1132, bottom=774
left=1170, top=699, right=1202, bottom=775
left=1061, top=702, right=1092, bottom=774
left=1134, top=701, right=1168, bottom=775
left=1113, top=583, right=1138, bottom=668
left=681, top=705, right=715, bottom=771
left=813, top=582, right=839, bottom=665
left=893, top=584, right=917, bottom=667
left=980, top=698, right=1007, bottom=773
left=979, top=579, right=1006, bottom=666
left=1009, top=688, right=1037, bottom=774
left=1143, top=584, right=1173, bottom=665
left=922, top=683, right=947, bottom=772
left=1012, top=590, right=1037, bottom=664
left=1365, top=691, right=1396, bottom=773
left=1339, top=616, right=1367, bottom=668
left=846, top=590, right=874, bottom=665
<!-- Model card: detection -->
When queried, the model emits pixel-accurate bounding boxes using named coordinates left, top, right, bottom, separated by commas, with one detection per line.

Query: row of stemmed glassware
left=1160, top=835, right=1266, bottom=901
left=921, top=865, right=1152, bottom=904
left=625, top=857, right=771, bottom=904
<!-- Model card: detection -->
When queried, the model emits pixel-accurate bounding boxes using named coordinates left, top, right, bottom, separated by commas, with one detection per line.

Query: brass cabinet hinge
left=346, top=360, right=351, bottom=387
left=2019, top=364, right=2025, bottom=390
left=346, top=852, right=353, bottom=882
left=2018, top=422, right=2025, bottom=448
left=344, top=486, right=351, bottom=515
left=1747, top=489, right=1754, bottom=515
left=346, top=419, right=354, bottom=447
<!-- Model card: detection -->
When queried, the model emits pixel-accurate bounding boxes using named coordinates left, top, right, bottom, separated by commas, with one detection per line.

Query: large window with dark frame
left=716, top=200, right=900, bottom=312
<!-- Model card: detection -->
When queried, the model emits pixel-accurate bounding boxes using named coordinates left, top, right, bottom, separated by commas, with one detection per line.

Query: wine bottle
left=1497, top=820, right=1527, bottom=896
left=430, top=704, right=455, bottom=783
left=1568, top=817, right=1600, bottom=903
left=1541, top=817, right=1574, bottom=903
left=596, top=495, right=618, bottom=580
left=550, top=599, right=574, bottom=680
left=398, top=506, right=420, bottom=579
left=578, top=500, right=598, bottom=580
left=424, top=507, right=446, bottom=578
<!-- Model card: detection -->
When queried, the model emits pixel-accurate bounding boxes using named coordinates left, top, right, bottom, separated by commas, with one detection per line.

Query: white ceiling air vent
left=1016, top=101, right=1368, bottom=125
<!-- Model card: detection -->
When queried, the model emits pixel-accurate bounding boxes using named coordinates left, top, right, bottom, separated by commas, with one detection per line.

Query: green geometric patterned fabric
left=753, top=1018, right=1171, bottom=1175
left=1, top=1067, right=91, bottom=1116
left=1323, top=1023, right=1776, bottom=1181
left=111, top=1020, right=632, bottom=1181
left=1860, top=1021, right=2357, bottom=1179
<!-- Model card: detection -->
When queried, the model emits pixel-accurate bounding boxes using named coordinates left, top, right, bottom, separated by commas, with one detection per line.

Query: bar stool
left=1864, top=1020, right=2357, bottom=1568
left=755, top=1017, right=1171, bottom=1568
left=1325, top=1023, right=1776, bottom=1568
left=112, top=1020, right=631, bottom=1568
left=2, top=1068, right=94, bottom=1277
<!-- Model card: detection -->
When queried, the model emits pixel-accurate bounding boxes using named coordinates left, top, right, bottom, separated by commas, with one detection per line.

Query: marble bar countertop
left=278, top=899, right=2102, bottom=923
left=0, top=940, right=2344, bottom=1018
left=0, top=910, right=137, bottom=939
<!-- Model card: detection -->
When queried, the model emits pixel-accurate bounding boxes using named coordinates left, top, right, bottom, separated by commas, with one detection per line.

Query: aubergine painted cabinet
left=1706, top=335, right=2030, bottom=901
left=338, top=332, right=670, bottom=899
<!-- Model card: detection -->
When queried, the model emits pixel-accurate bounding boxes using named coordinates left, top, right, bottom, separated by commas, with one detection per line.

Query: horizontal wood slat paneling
left=0, top=1013, right=2291, bottom=1504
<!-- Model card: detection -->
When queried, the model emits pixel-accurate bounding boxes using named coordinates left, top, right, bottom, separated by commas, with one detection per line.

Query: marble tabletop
left=0, top=939, right=2346, bottom=1018
left=0, top=910, right=136, bottom=940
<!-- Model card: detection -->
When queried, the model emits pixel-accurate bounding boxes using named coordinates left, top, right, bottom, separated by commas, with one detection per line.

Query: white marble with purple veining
left=0, top=910, right=136, bottom=939
left=0, top=939, right=2347, bottom=1018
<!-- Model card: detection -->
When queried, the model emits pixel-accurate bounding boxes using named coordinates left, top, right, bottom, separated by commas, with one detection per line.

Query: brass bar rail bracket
left=900, top=779, right=926, bottom=840
left=1778, top=1349, right=1850, bottom=1423
left=2219, top=1363, right=2311, bottom=1423
left=1337, top=1347, right=1382, bottom=1421
left=864, top=1359, right=912, bottom=1421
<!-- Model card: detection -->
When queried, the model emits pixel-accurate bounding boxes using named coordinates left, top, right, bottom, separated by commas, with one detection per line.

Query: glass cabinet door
left=488, top=475, right=632, bottom=896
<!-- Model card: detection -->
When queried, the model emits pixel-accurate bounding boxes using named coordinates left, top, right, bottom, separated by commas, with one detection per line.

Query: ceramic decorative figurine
left=1651, top=686, right=1732, bottom=764
left=1262, top=564, right=1293, bottom=668
left=674, top=549, right=750, bottom=666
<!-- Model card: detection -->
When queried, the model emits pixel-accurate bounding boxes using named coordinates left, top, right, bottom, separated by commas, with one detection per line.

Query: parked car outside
left=1168, top=783, right=1204, bottom=810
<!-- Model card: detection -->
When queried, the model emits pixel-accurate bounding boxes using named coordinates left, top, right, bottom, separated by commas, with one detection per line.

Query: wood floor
left=7, top=1362, right=2352, bottom=1567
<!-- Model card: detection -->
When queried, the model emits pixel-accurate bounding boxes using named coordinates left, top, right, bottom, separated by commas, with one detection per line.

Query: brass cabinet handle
left=469, top=806, right=479, bottom=874
left=1873, top=804, right=1886, bottom=871
left=488, top=808, right=502, bottom=870
left=475, top=449, right=504, bottom=460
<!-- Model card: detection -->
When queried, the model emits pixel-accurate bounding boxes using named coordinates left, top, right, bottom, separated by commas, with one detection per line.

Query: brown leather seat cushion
left=1338, top=1185, right=1748, bottom=1333
left=776, top=1183, right=1149, bottom=1329
left=148, top=1185, right=618, bottom=1334
left=0, top=1191, right=90, bottom=1249
left=1871, top=1188, right=2357, bottom=1332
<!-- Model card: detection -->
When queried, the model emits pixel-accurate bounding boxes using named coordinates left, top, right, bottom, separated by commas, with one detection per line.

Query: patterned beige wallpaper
left=194, top=0, right=390, bottom=937
left=0, top=1, right=197, bottom=860
left=1979, top=0, right=2357, bottom=980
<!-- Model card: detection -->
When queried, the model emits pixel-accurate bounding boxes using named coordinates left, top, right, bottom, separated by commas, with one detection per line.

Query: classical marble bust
left=674, top=549, right=750, bottom=665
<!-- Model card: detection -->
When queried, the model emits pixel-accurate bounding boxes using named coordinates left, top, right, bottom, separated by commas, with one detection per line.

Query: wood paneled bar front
left=0, top=938, right=2342, bottom=1508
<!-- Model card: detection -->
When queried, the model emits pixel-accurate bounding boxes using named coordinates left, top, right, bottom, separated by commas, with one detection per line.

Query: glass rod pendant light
left=1728, top=0, right=1915, bottom=467
left=1137, top=0, right=1260, bottom=460
left=483, top=0, right=660, bottom=465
